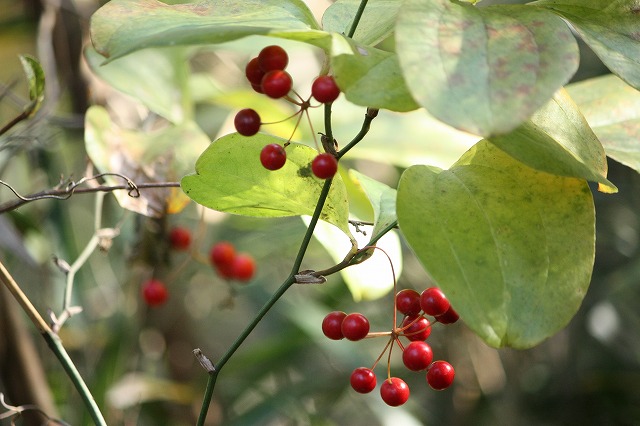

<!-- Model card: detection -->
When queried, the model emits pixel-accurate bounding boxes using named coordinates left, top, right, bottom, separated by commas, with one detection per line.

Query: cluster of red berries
left=234, top=45, right=341, bottom=180
left=209, top=241, right=255, bottom=282
left=322, top=287, right=458, bottom=406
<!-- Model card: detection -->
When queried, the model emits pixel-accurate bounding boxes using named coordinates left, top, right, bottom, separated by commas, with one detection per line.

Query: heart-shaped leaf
left=396, top=0, right=579, bottom=136
left=532, top=0, right=640, bottom=90
left=181, top=133, right=353, bottom=241
left=487, top=88, right=616, bottom=193
left=397, top=140, right=595, bottom=349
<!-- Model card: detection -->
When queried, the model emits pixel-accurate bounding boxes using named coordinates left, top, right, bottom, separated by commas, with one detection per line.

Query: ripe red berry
left=420, top=287, right=451, bottom=317
left=322, top=311, right=347, bottom=340
left=169, top=226, right=191, bottom=251
left=402, top=341, right=433, bottom=371
left=261, top=70, right=292, bottom=99
left=350, top=367, right=377, bottom=394
left=341, top=313, right=370, bottom=341
left=260, top=143, right=287, bottom=170
left=258, top=45, right=289, bottom=72
left=231, top=253, right=255, bottom=281
left=210, top=242, right=236, bottom=268
left=311, top=75, right=341, bottom=103
left=436, top=306, right=460, bottom=324
left=142, top=279, right=168, bottom=307
left=401, top=315, right=431, bottom=341
left=311, top=153, right=338, bottom=179
left=380, top=377, right=410, bottom=406
left=427, top=360, right=455, bottom=390
left=234, top=108, right=261, bottom=136
left=245, top=57, right=265, bottom=86
left=395, top=289, right=421, bottom=316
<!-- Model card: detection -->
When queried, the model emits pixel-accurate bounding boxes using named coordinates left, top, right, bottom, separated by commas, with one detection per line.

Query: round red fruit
left=402, top=341, right=433, bottom=371
left=311, top=75, right=341, bottom=103
left=261, top=70, right=292, bottom=99
left=350, top=367, right=377, bottom=394
left=169, top=226, right=191, bottom=251
left=436, top=306, right=460, bottom=324
left=258, top=45, right=289, bottom=72
left=401, top=315, right=431, bottom=341
left=234, top=108, right=261, bottom=136
left=311, top=153, right=338, bottom=179
left=427, top=360, right=455, bottom=390
left=341, top=313, right=370, bottom=341
left=322, top=311, right=347, bottom=340
left=142, top=279, right=168, bottom=307
left=420, top=287, right=451, bottom=317
left=245, top=57, right=265, bottom=86
left=260, top=143, right=287, bottom=170
left=395, top=289, right=421, bottom=316
left=210, top=242, right=236, bottom=268
left=380, top=377, right=410, bottom=406
left=231, top=253, right=255, bottom=282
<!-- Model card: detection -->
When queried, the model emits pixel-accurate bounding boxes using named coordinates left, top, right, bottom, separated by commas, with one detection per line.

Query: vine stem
left=347, top=0, right=369, bottom=38
left=0, top=260, right=106, bottom=425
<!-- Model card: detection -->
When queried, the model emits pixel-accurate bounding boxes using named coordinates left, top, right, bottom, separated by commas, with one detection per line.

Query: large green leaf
left=90, top=0, right=323, bottom=61
left=396, top=0, right=579, bottom=136
left=330, top=35, right=419, bottom=112
left=85, top=46, right=191, bottom=123
left=322, top=0, right=401, bottom=46
left=487, top=89, right=616, bottom=193
left=566, top=74, right=640, bottom=172
left=397, top=140, right=595, bottom=349
left=532, top=0, right=640, bottom=90
left=181, top=133, right=353, bottom=240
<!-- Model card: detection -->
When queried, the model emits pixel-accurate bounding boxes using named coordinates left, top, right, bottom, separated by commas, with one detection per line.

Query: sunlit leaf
left=397, top=141, right=594, bottom=349
left=566, top=74, right=640, bottom=173
left=396, top=0, right=578, bottom=136
left=85, top=105, right=210, bottom=216
left=532, top=0, right=640, bottom=90
left=349, top=170, right=396, bottom=240
left=487, top=89, right=616, bottom=193
left=19, top=55, right=45, bottom=117
left=181, top=133, right=353, bottom=240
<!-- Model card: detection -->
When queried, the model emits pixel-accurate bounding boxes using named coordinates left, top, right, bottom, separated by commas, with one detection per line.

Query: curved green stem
left=337, top=108, right=378, bottom=159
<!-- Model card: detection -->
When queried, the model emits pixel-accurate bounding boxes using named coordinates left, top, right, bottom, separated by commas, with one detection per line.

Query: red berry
left=322, top=311, right=347, bottom=340
left=260, top=143, right=287, bottom=170
left=245, top=57, right=265, bottom=86
left=142, top=279, right=168, bottom=307
left=231, top=253, right=255, bottom=281
left=395, top=289, right=421, bottom=316
left=311, top=75, right=341, bottom=103
left=427, top=360, right=455, bottom=390
left=401, top=315, right=431, bottom=341
left=311, top=153, right=338, bottom=179
left=169, top=226, right=191, bottom=251
left=436, top=306, right=460, bottom=324
left=210, top=242, right=236, bottom=269
left=258, top=45, right=289, bottom=72
left=350, top=367, right=377, bottom=394
left=341, top=313, right=370, bottom=341
left=402, top=341, right=433, bottom=371
left=380, top=377, right=410, bottom=406
left=234, top=108, right=261, bottom=136
left=261, top=70, right=292, bottom=99
left=420, top=287, right=451, bottom=317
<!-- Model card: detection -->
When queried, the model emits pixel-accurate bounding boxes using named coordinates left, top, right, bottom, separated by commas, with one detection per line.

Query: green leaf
left=19, top=55, right=45, bottom=117
left=396, top=0, right=579, bottom=136
left=397, top=141, right=595, bottom=349
left=566, top=74, right=640, bottom=173
left=487, top=89, right=617, bottom=193
left=85, top=105, right=210, bottom=216
left=331, top=35, right=419, bottom=112
left=90, top=0, right=322, bottom=61
left=532, top=0, right=640, bottom=90
left=349, top=170, right=396, bottom=240
left=85, top=46, right=192, bottom=123
left=322, top=0, right=401, bottom=46
left=181, top=133, right=353, bottom=240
